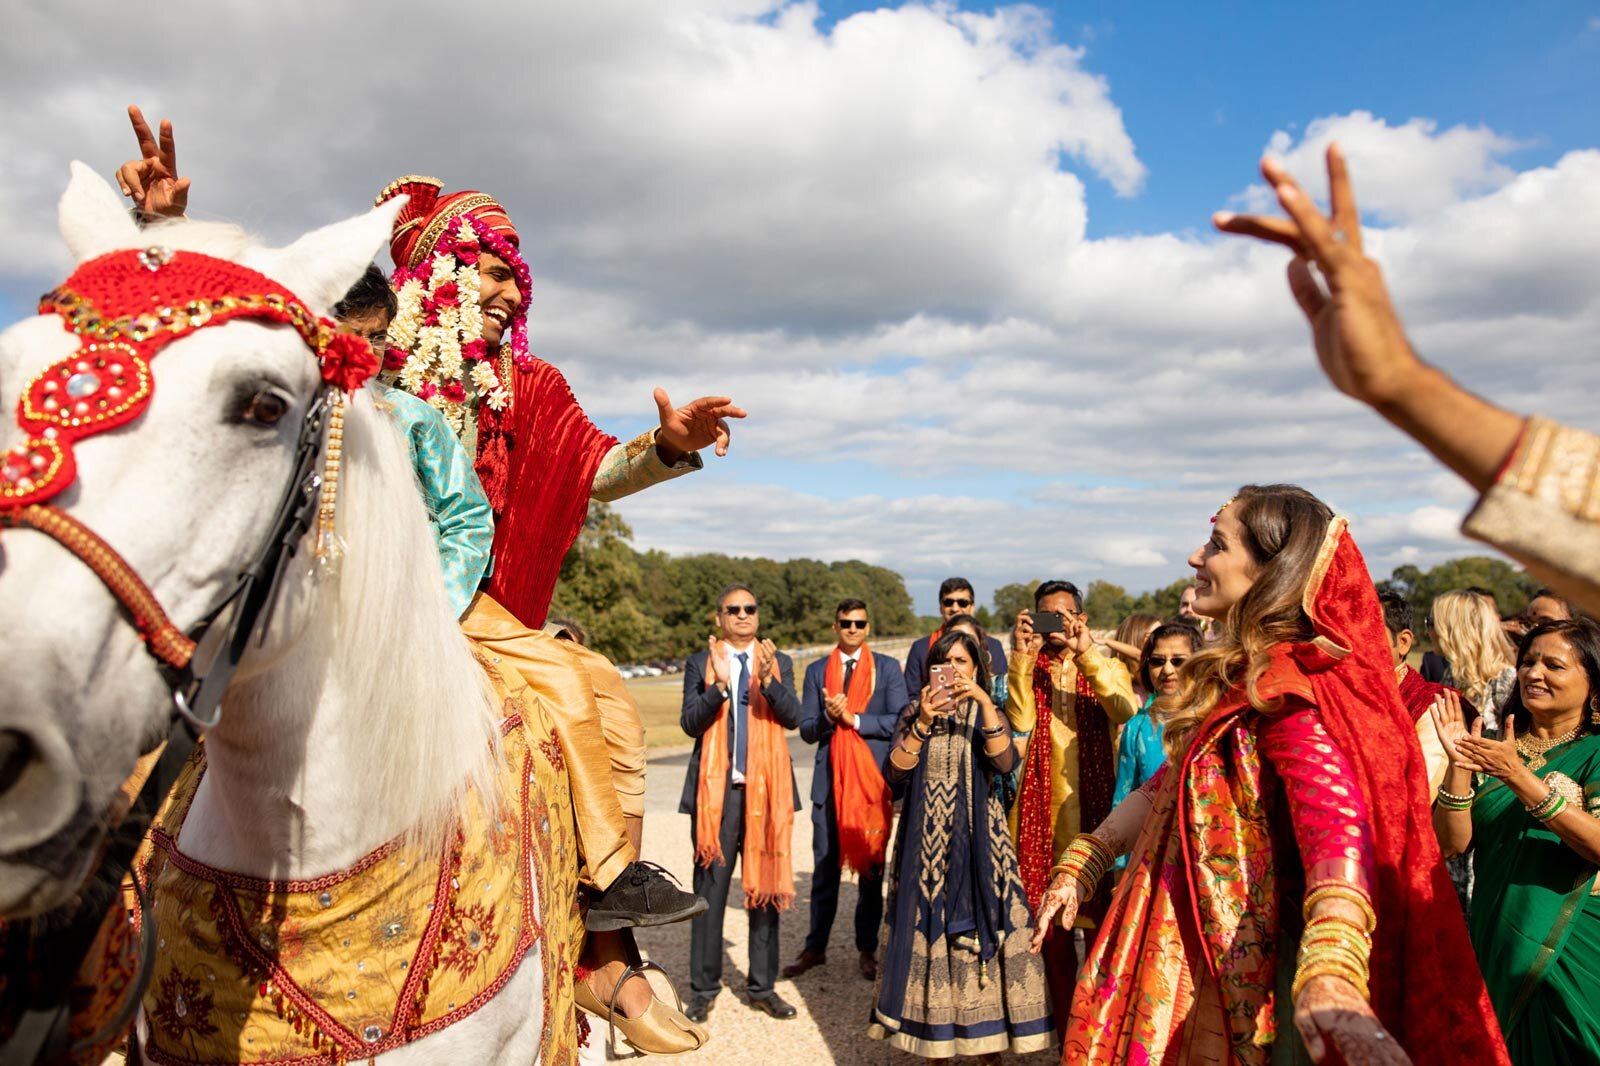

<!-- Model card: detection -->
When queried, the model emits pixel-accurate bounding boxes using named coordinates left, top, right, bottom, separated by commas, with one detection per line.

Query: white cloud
left=1244, top=110, right=1521, bottom=223
left=0, top=6, right=1593, bottom=612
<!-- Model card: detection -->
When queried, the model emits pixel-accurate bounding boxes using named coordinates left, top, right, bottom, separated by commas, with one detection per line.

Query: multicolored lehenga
left=867, top=698, right=1055, bottom=1058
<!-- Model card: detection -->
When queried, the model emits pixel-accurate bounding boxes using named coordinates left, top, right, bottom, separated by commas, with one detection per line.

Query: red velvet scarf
left=482, top=359, right=617, bottom=628
left=1016, top=653, right=1115, bottom=915
left=824, top=648, right=891, bottom=873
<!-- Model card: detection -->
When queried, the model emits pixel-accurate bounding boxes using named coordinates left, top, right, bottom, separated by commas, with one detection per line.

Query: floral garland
left=384, top=215, right=533, bottom=436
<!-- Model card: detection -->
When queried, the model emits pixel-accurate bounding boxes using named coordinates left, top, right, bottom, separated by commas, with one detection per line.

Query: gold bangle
left=1292, top=963, right=1370, bottom=1002
left=1303, top=885, right=1377, bottom=933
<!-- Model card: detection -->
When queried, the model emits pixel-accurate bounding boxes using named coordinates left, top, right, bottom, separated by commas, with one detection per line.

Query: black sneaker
left=586, top=861, right=709, bottom=932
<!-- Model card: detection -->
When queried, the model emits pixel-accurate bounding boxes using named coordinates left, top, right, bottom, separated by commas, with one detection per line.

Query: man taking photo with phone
left=1005, top=579, right=1138, bottom=1038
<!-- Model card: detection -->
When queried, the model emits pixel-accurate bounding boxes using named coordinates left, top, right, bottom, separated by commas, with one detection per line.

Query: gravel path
left=593, top=736, right=1063, bottom=1065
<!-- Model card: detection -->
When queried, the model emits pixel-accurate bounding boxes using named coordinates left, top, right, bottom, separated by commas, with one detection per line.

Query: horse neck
left=174, top=393, right=500, bottom=880
left=180, top=670, right=412, bottom=878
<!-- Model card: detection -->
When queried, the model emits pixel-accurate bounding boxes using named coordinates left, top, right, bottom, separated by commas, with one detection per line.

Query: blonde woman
left=1102, top=612, right=1162, bottom=700
left=1432, top=590, right=1517, bottom=729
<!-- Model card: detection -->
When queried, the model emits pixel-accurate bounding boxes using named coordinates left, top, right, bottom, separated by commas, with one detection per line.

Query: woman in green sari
left=1432, top=617, right=1600, bottom=1064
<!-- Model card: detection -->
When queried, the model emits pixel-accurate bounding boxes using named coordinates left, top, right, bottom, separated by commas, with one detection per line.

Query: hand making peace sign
left=117, top=105, right=190, bottom=220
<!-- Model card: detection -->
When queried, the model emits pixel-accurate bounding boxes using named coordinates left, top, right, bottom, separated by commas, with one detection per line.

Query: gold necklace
left=1517, top=724, right=1581, bottom=771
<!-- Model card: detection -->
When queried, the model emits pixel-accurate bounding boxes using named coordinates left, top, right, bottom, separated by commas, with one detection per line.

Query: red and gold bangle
left=1049, top=833, right=1116, bottom=896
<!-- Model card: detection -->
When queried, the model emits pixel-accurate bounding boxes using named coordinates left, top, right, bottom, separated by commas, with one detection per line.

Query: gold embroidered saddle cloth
left=137, top=657, right=583, bottom=1065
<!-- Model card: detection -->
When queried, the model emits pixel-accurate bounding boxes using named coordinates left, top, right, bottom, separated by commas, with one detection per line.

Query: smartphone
left=928, top=663, right=956, bottom=696
left=1029, top=610, right=1065, bottom=635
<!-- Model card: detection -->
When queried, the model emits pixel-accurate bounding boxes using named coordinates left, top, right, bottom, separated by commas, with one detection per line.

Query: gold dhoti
left=463, top=593, right=635, bottom=889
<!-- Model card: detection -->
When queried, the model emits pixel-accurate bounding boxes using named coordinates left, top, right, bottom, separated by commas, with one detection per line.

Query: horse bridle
left=0, top=384, right=333, bottom=729
left=0, top=384, right=335, bottom=1065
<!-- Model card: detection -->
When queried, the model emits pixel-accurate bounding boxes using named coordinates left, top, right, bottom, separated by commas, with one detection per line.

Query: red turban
left=375, top=176, right=520, bottom=271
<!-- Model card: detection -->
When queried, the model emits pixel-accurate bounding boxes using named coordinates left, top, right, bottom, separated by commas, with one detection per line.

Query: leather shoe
left=747, top=993, right=797, bottom=1019
left=858, top=950, right=878, bottom=981
left=779, top=949, right=826, bottom=979
left=685, top=995, right=716, bottom=1024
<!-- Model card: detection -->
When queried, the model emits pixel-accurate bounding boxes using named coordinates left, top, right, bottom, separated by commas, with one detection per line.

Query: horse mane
left=324, top=390, right=502, bottom=832
left=137, top=217, right=259, bottom=261
left=221, top=362, right=501, bottom=851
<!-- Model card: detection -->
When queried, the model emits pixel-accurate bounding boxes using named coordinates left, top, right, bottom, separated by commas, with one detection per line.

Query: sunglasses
left=836, top=619, right=868, bottom=630
left=941, top=597, right=973, bottom=608
left=722, top=604, right=759, bottom=616
left=1147, top=656, right=1189, bottom=669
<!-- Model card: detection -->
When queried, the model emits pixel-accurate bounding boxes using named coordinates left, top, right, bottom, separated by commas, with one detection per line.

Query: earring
left=1590, top=695, right=1600, bottom=727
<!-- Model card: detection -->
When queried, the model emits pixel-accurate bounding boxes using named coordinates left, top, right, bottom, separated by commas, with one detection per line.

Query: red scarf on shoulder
left=824, top=648, right=891, bottom=872
left=1016, top=652, right=1115, bottom=916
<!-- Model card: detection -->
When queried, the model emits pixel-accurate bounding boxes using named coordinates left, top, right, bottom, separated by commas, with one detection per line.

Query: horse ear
left=59, top=161, right=142, bottom=263
left=248, top=197, right=406, bottom=315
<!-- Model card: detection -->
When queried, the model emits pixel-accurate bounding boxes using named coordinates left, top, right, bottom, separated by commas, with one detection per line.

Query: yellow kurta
left=1005, top=647, right=1139, bottom=867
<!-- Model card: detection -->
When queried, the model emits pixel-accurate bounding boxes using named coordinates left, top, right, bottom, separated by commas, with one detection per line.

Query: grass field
left=624, top=637, right=917, bottom=749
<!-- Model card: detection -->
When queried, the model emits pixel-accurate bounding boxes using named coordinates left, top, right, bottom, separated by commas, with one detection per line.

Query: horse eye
left=242, top=389, right=290, bottom=427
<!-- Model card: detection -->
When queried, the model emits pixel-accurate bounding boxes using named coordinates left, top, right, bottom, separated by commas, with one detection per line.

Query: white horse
left=0, top=166, right=560, bottom=1063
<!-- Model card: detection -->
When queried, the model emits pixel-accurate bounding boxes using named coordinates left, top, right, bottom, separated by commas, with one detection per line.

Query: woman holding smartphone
left=867, top=631, right=1054, bottom=1061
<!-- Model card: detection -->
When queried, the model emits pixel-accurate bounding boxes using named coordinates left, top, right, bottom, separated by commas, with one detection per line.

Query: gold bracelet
left=1303, top=885, right=1377, bottom=933
left=1292, top=962, right=1370, bottom=1002
left=1301, top=916, right=1373, bottom=953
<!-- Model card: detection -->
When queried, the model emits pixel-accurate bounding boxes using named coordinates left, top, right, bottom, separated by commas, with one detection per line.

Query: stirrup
left=603, top=960, right=684, bottom=1061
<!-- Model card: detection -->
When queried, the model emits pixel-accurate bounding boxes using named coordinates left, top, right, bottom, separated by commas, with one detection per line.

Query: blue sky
left=1, top=2, right=1597, bottom=612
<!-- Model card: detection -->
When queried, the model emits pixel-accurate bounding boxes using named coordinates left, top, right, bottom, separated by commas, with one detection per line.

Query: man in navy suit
left=679, top=583, right=803, bottom=1023
left=782, top=598, right=909, bottom=983
left=904, top=576, right=1008, bottom=696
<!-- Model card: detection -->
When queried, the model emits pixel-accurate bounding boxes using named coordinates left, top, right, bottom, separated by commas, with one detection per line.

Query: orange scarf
left=824, top=647, right=892, bottom=873
left=694, top=641, right=795, bottom=910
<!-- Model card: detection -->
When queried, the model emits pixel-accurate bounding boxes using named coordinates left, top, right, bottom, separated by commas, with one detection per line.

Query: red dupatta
left=1015, top=654, right=1114, bottom=916
left=824, top=648, right=891, bottom=872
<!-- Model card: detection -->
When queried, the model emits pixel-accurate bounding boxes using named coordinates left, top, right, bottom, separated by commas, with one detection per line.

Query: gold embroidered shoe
left=574, top=964, right=710, bottom=1057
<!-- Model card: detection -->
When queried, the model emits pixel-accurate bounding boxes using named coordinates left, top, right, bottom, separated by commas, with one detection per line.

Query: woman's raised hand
left=1030, top=872, right=1083, bottom=954
left=1293, top=974, right=1413, bottom=1066
left=948, top=674, right=992, bottom=711
left=117, top=105, right=190, bottom=219
left=1429, top=690, right=1472, bottom=765
left=1455, top=713, right=1524, bottom=782
left=1213, top=145, right=1421, bottom=412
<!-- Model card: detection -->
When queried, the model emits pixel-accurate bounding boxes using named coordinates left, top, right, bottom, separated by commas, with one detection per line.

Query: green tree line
left=554, top=504, right=1547, bottom=662
left=549, top=504, right=918, bottom=662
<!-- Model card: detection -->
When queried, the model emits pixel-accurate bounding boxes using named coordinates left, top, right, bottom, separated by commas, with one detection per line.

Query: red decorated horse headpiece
left=1, top=246, right=378, bottom=509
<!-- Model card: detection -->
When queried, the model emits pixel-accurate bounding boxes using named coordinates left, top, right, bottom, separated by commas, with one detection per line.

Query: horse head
left=0, top=164, right=403, bottom=915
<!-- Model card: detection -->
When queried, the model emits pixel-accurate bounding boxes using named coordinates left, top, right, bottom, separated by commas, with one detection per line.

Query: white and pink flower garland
left=383, top=215, right=533, bottom=436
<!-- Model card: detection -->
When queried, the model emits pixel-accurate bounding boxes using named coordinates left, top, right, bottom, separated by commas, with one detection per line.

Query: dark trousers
left=1042, top=924, right=1080, bottom=1040
left=804, top=796, right=884, bottom=955
left=689, top=783, right=780, bottom=1000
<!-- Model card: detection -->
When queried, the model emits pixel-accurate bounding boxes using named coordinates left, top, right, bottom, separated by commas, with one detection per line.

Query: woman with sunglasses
left=1110, top=621, right=1201, bottom=811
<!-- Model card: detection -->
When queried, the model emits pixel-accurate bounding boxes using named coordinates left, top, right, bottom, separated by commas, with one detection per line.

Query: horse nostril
left=0, top=730, right=33, bottom=796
